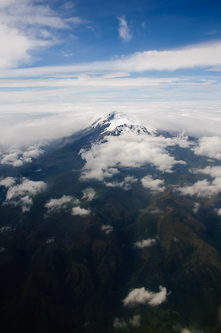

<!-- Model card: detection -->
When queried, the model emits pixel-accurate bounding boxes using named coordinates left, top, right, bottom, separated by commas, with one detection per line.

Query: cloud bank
left=192, top=136, right=221, bottom=160
left=80, top=130, right=188, bottom=181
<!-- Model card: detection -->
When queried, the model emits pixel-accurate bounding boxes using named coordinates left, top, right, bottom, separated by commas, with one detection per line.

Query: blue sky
left=0, top=0, right=221, bottom=149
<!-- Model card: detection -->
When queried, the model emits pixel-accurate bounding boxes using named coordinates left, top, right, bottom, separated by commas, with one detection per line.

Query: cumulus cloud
left=192, top=136, right=221, bottom=160
left=113, top=317, right=128, bottom=330
left=0, top=177, right=15, bottom=188
left=193, top=202, right=200, bottom=213
left=1, top=144, right=45, bottom=167
left=45, top=195, right=79, bottom=212
left=82, top=187, right=96, bottom=201
left=141, top=175, right=165, bottom=193
left=134, top=238, right=157, bottom=249
left=72, top=206, right=91, bottom=216
left=194, top=165, right=221, bottom=177
left=0, top=177, right=47, bottom=211
left=105, top=175, right=138, bottom=190
left=177, top=177, right=221, bottom=197
left=129, top=315, right=141, bottom=328
left=117, top=16, right=132, bottom=42
left=123, top=286, right=168, bottom=307
left=101, top=225, right=113, bottom=234
left=80, top=129, right=187, bottom=181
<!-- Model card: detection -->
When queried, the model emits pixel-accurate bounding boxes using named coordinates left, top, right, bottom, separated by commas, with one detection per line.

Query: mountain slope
left=0, top=112, right=221, bottom=332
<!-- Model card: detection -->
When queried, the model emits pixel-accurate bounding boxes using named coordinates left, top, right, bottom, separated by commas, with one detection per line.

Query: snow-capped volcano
left=91, top=111, right=156, bottom=135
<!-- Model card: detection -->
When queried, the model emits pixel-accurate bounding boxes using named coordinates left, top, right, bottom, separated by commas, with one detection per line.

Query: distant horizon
left=0, top=0, right=221, bottom=151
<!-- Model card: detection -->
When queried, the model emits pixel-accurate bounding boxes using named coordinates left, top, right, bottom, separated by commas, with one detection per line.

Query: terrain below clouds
left=0, top=112, right=221, bottom=332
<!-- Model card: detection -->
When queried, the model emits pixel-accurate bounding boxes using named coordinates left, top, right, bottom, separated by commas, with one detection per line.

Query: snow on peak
left=92, top=111, right=155, bottom=134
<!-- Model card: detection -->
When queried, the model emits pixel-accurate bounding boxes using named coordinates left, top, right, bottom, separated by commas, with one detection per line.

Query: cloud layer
left=80, top=129, right=188, bottom=181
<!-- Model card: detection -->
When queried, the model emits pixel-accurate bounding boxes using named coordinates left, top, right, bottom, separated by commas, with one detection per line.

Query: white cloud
left=194, top=165, right=221, bottom=178
left=141, top=175, right=165, bottom=193
left=123, top=286, right=168, bottom=307
left=117, top=16, right=132, bottom=42
left=0, top=0, right=87, bottom=69
left=129, top=315, right=141, bottom=328
left=193, top=202, right=200, bottom=213
left=177, top=177, right=221, bottom=197
left=82, top=187, right=96, bottom=201
left=192, top=136, right=221, bottom=159
left=134, top=238, right=157, bottom=249
left=1, top=177, right=47, bottom=211
left=101, top=225, right=113, bottom=234
left=6, top=178, right=46, bottom=200
left=72, top=206, right=91, bottom=216
left=0, top=101, right=220, bottom=157
left=113, top=317, right=128, bottom=330
left=80, top=130, right=187, bottom=181
left=45, top=195, right=79, bottom=211
left=0, top=177, right=15, bottom=188
left=105, top=175, right=138, bottom=190
left=3, top=40, right=221, bottom=76
left=214, top=208, right=221, bottom=216
left=1, top=144, right=45, bottom=167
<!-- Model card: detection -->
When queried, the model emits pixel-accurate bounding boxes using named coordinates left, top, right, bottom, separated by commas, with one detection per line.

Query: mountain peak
left=92, top=111, right=155, bottom=135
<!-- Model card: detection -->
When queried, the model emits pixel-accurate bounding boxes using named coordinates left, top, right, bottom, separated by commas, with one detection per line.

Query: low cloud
left=1, top=144, right=45, bottom=167
left=72, top=206, right=91, bottom=216
left=192, top=136, right=221, bottom=160
left=129, top=315, right=141, bottom=328
left=117, top=16, right=132, bottom=42
left=0, top=177, right=47, bottom=211
left=194, top=165, right=221, bottom=177
left=141, top=175, right=165, bottom=193
left=80, top=129, right=187, bottom=181
left=193, top=202, right=200, bottom=213
left=105, top=175, right=138, bottom=191
left=134, top=238, right=157, bottom=249
left=123, top=285, right=168, bottom=307
left=45, top=195, right=79, bottom=212
left=214, top=208, right=221, bottom=216
left=101, top=225, right=113, bottom=234
left=0, top=177, right=15, bottom=188
left=177, top=177, right=221, bottom=197
left=82, top=187, right=96, bottom=201
left=113, top=317, right=128, bottom=330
